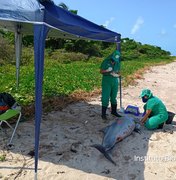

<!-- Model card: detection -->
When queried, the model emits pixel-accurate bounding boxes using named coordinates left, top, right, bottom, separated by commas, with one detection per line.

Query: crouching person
left=139, top=89, right=168, bottom=130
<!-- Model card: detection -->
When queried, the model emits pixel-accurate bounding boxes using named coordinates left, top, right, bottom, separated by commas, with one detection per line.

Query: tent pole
left=15, top=25, right=22, bottom=88
left=116, top=42, right=123, bottom=110
left=34, top=24, right=49, bottom=180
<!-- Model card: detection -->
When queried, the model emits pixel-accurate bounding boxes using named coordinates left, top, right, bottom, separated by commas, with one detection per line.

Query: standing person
left=100, top=50, right=121, bottom=120
left=140, top=89, right=168, bottom=130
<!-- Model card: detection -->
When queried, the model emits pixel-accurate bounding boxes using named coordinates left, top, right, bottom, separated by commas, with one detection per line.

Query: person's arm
left=140, top=109, right=152, bottom=125
left=100, top=67, right=112, bottom=74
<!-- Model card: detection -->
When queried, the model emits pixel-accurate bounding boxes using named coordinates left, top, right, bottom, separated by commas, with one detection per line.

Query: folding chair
left=0, top=108, right=21, bottom=145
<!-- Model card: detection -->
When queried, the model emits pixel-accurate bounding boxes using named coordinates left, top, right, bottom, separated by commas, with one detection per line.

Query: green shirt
left=100, top=56, right=120, bottom=76
left=144, top=96, right=167, bottom=116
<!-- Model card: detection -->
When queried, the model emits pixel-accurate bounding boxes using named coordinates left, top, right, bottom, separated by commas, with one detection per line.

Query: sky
left=53, top=0, right=176, bottom=56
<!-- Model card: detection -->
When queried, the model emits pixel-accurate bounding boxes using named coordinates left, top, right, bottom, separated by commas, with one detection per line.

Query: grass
left=0, top=154, right=6, bottom=162
left=121, top=57, right=174, bottom=86
left=0, top=55, right=175, bottom=118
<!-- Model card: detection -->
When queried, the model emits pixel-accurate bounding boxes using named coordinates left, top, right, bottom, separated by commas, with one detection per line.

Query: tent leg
left=116, top=42, right=124, bottom=112
left=34, top=24, right=49, bottom=180
left=15, top=25, right=22, bottom=88
left=34, top=172, right=37, bottom=180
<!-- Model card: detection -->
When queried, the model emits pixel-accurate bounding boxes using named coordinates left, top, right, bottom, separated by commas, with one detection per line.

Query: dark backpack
left=0, top=92, right=16, bottom=108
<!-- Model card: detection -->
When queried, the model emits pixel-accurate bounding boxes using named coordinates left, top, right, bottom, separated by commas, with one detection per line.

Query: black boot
left=157, top=122, right=164, bottom=129
left=101, top=106, right=107, bottom=120
left=111, top=104, right=122, bottom=117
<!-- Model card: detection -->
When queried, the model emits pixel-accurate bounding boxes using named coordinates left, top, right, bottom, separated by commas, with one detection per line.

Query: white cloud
left=160, top=29, right=167, bottom=36
left=131, top=17, right=144, bottom=35
left=103, top=17, right=115, bottom=28
left=158, top=29, right=167, bottom=38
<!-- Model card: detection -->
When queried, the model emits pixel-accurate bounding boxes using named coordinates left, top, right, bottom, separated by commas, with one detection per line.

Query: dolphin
left=91, top=115, right=140, bottom=165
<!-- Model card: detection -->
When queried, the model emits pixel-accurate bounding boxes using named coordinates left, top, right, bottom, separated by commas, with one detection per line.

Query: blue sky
left=54, top=0, right=176, bottom=55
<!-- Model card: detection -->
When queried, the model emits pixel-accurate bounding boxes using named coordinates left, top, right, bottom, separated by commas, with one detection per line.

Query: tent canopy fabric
left=0, top=0, right=121, bottom=179
left=0, top=0, right=121, bottom=42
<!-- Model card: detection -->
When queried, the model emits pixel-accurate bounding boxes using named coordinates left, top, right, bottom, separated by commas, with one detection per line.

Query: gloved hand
left=106, top=67, right=113, bottom=72
left=110, top=72, right=119, bottom=77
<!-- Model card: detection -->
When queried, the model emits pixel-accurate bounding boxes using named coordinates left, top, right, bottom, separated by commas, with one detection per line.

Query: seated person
left=140, top=89, right=168, bottom=130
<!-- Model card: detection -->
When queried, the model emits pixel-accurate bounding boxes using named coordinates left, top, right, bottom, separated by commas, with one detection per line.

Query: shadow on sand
left=0, top=101, right=176, bottom=179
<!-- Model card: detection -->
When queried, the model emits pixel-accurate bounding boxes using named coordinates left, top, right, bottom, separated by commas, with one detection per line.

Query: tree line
left=0, top=28, right=171, bottom=66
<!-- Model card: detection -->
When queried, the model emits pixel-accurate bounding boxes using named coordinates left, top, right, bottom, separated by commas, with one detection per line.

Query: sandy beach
left=0, top=61, right=176, bottom=180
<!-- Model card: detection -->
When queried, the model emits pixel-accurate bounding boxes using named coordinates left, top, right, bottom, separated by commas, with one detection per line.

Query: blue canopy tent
left=0, top=0, right=121, bottom=179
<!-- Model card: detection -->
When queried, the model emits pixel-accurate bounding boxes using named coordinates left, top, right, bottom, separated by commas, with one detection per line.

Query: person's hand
left=140, top=119, right=145, bottom=126
left=110, top=72, right=119, bottom=77
left=140, top=121, right=144, bottom=126
left=106, top=67, right=113, bottom=72
left=118, top=72, right=121, bottom=77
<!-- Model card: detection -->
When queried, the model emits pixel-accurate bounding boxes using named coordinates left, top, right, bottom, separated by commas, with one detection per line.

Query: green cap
left=111, top=50, right=120, bottom=62
left=139, top=89, right=153, bottom=98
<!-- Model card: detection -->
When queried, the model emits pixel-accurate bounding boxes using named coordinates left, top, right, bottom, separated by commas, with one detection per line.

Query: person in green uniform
left=100, top=50, right=121, bottom=120
left=140, top=89, right=168, bottom=130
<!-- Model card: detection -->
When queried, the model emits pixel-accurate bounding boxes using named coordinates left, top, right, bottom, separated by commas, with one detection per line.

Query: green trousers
left=145, top=113, right=168, bottom=130
left=101, top=76, right=118, bottom=107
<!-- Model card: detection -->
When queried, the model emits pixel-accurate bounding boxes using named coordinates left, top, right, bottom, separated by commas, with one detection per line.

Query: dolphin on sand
left=91, top=115, right=140, bottom=165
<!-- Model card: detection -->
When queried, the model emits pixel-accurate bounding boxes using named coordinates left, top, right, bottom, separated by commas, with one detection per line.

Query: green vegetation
left=0, top=154, right=6, bottom=162
left=0, top=31, right=175, bottom=110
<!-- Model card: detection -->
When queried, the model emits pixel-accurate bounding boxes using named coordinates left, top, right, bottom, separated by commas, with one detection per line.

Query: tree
left=39, top=0, right=54, bottom=4
left=58, top=2, right=78, bottom=14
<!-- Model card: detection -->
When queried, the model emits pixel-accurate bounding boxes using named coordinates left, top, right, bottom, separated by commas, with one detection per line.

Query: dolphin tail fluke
left=91, top=144, right=116, bottom=166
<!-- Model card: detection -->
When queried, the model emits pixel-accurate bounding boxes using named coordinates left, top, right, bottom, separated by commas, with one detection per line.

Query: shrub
left=49, top=49, right=88, bottom=63
left=0, top=37, right=15, bottom=65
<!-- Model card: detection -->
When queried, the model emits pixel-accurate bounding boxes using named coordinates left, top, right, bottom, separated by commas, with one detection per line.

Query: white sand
left=1, top=61, right=176, bottom=180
